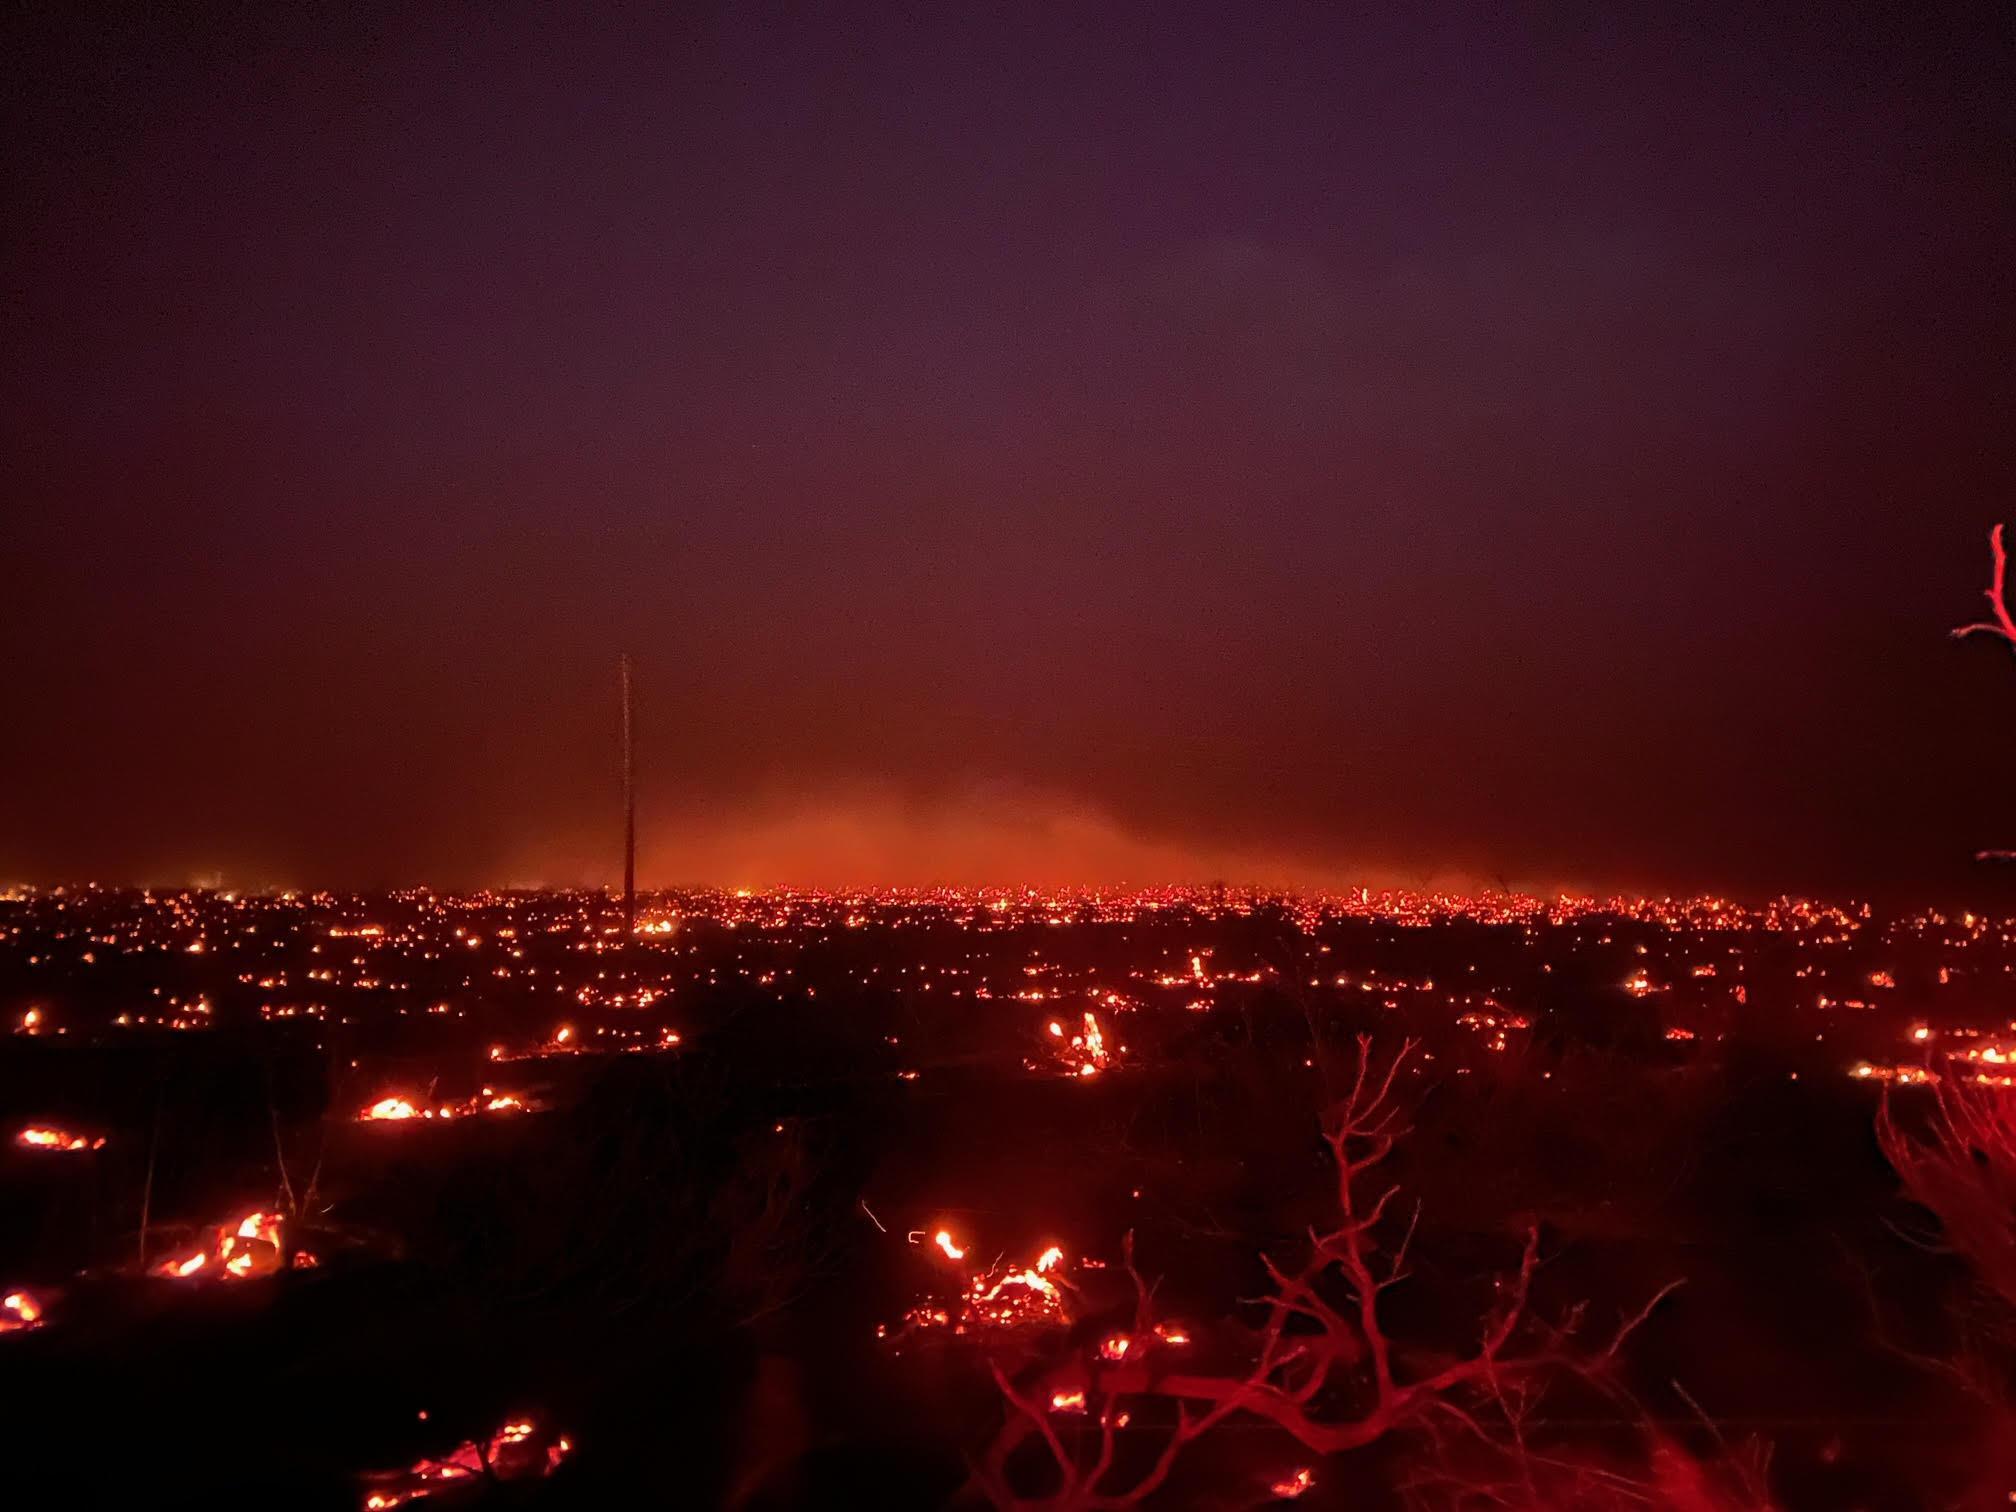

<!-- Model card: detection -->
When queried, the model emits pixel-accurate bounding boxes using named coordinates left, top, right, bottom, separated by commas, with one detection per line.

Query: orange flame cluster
left=360, top=1417, right=572, bottom=1509
left=1270, top=1466, right=1315, bottom=1499
left=151, top=1210, right=309, bottom=1281
left=15, top=1125, right=105, bottom=1153
left=890, top=1232, right=1074, bottom=1339
left=358, top=1089, right=535, bottom=1122
left=1044, top=1009, right=1120, bottom=1078
left=1, top=1290, right=45, bottom=1333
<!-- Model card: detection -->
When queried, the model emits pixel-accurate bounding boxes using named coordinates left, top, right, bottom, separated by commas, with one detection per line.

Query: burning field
left=1, top=885, right=2015, bottom=1506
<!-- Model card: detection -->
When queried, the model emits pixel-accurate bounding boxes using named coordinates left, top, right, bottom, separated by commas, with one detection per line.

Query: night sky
left=5, top=2, right=2013, bottom=899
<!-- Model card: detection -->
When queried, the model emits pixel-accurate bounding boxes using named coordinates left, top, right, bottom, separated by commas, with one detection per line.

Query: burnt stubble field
left=3, top=886, right=2012, bottom=1509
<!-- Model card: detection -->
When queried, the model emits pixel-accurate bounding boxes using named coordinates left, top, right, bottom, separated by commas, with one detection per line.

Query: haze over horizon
left=6, top=2, right=2014, bottom=900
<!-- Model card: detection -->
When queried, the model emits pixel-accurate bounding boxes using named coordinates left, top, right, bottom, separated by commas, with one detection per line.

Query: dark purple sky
left=4, top=2, right=2013, bottom=898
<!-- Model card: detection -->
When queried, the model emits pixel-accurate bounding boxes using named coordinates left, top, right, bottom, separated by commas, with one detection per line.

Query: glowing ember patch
left=1049, top=1389, right=1086, bottom=1413
left=1270, top=1467, right=1315, bottom=1499
left=16, top=1125, right=105, bottom=1152
left=1098, top=1334, right=1131, bottom=1361
left=1035, top=1246, right=1064, bottom=1272
left=934, top=1230, right=966, bottom=1262
left=360, top=1416, right=572, bottom=1508
left=1153, top=1322, right=1190, bottom=1345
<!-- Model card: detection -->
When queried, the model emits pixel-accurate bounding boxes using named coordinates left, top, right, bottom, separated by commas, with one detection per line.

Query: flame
left=1049, top=1389, right=1086, bottom=1413
left=1045, top=1009, right=1119, bottom=1078
left=359, top=1091, right=539, bottom=1122
left=1270, top=1467, right=1315, bottom=1499
left=153, top=1209, right=286, bottom=1282
left=889, top=1238, right=1076, bottom=1341
left=360, top=1416, right=572, bottom=1507
left=1098, top=1334, right=1131, bottom=1361
left=1, top=1290, right=45, bottom=1333
left=16, top=1125, right=105, bottom=1152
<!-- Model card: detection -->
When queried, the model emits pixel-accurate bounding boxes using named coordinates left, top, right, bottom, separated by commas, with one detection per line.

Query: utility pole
left=620, top=652, right=636, bottom=937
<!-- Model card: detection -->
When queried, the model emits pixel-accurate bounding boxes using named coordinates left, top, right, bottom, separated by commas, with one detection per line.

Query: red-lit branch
left=967, top=1039, right=1683, bottom=1510
left=1953, top=523, right=2016, bottom=651
left=1879, top=1075, right=2016, bottom=1315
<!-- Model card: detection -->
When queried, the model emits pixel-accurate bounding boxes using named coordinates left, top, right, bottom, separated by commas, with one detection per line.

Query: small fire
left=1270, top=1466, right=1315, bottom=1499
left=153, top=1210, right=287, bottom=1282
left=1046, top=1009, right=1119, bottom=1078
left=1, top=1290, right=45, bottom=1333
left=360, top=1416, right=572, bottom=1508
left=1098, top=1334, right=1131, bottom=1361
left=489, top=1022, right=682, bottom=1061
left=1850, top=1062, right=1938, bottom=1086
left=16, top=1125, right=105, bottom=1152
left=1049, top=1388, right=1086, bottom=1413
left=358, top=1090, right=539, bottom=1122
left=889, top=1234, right=1082, bottom=1343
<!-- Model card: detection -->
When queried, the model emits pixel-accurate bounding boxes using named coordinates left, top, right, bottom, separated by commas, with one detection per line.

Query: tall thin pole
left=620, top=653, right=636, bottom=936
